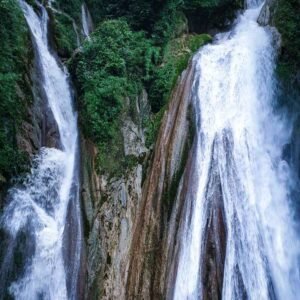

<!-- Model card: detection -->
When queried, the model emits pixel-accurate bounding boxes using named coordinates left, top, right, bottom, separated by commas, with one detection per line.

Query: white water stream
left=173, top=1, right=300, bottom=299
left=81, top=3, right=93, bottom=39
left=0, top=1, right=82, bottom=299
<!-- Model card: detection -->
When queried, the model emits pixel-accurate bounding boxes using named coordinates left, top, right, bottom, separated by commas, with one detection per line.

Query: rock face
left=257, top=0, right=277, bottom=26
left=16, top=55, right=61, bottom=158
left=126, top=62, right=196, bottom=299
left=81, top=91, right=150, bottom=299
left=200, top=138, right=227, bottom=300
left=81, top=58, right=198, bottom=298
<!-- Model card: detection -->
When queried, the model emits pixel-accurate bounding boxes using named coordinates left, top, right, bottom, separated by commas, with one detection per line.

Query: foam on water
left=173, top=2, right=300, bottom=299
left=0, top=1, right=82, bottom=299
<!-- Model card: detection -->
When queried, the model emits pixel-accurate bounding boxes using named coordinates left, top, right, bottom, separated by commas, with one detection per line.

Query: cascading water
left=173, top=1, right=300, bottom=299
left=0, top=1, right=82, bottom=299
left=81, top=3, right=93, bottom=39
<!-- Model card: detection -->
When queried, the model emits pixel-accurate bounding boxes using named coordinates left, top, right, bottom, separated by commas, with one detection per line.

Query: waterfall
left=0, top=1, right=82, bottom=299
left=173, top=1, right=300, bottom=300
left=81, top=3, right=93, bottom=39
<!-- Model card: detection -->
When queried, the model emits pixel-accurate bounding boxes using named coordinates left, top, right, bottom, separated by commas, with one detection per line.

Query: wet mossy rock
left=148, top=33, right=212, bottom=114
left=259, top=0, right=300, bottom=83
left=0, top=0, right=34, bottom=192
left=49, top=10, right=79, bottom=58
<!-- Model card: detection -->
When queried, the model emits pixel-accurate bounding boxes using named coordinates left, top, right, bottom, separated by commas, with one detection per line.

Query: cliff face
left=81, top=91, right=150, bottom=299
left=126, top=62, right=196, bottom=299
left=81, top=58, right=197, bottom=298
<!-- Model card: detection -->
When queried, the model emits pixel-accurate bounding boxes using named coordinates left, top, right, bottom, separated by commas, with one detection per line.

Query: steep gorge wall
left=81, top=91, right=150, bottom=299
left=126, top=62, right=196, bottom=299
left=80, top=60, right=197, bottom=298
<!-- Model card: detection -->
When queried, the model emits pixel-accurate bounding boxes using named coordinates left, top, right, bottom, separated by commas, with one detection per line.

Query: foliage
left=149, top=34, right=212, bottom=113
left=52, top=0, right=82, bottom=23
left=51, top=12, right=79, bottom=58
left=183, top=0, right=229, bottom=9
left=274, top=0, right=300, bottom=81
left=0, top=0, right=32, bottom=180
left=145, top=34, right=211, bottom=146
left=72, top=20, right=154, bottom=173
left=152, top=4, right=188, bottom=44
left=85, top=0, right=164, bottom=31
left=74, top=20, right=151, bottom=142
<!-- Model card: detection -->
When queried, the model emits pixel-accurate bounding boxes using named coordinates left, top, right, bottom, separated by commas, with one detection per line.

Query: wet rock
left=201, top=139, right=227, bottom=300
left=126, top=61, right=197, bottom=299
left=258, top=0, right=277, bottom=26
left=122, top=119, right=148, bottom=158
left=81, top=90, right=149, bottom=299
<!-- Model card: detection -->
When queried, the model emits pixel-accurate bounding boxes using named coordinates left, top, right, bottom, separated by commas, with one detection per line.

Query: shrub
left=72, top=19, right=154, bottom=174
left=149, top=34, right=212, bottom=113
left=0, top=0, right=32, bottom=180
left=51, top=12, right=79, bottom=58
left=74, top=20, right=152, bottom=142
left=274, top=0, right=300, bottom=80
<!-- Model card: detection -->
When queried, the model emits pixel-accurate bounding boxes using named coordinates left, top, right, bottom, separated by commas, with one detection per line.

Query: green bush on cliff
left=0, top=0, right=31, bottom=180
left=274, top=0, right=300, bottom=81
left=145, top=33, right=211, bottom=146
left=72, top=20, right=156, bottom=173
left=51, top=12, right=79, bottom=58
left=149, top=34, right=212, bottom=113
left=74, top=20, right=152, bottom=143
left=52, top=0, right=82, bottom=23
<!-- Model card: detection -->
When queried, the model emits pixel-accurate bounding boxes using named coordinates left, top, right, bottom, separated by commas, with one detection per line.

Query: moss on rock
left=0, top=0, right=33, bottom=183
left=274, top=0, right=300, bottom=82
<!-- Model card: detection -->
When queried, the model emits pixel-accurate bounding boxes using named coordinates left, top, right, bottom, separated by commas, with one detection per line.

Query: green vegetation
left=0, top=0, right=32, bottom=182
left=69, top=0, right=229, bottom=175
left=274, top=0, right=300, bottom=82
left=73, top=20, right=151, bottom=143
left=51, top=12, right=79, bottom=58
left=149, top=34, right=212, bottom=113
left=71, top=20, right=154, bottom=174
left=70, top=14, right=212, bottom=174
left=52, top=0, right=82, bottom=23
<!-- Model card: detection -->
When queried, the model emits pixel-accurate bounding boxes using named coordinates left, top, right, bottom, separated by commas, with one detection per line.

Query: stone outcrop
left=81, top=91, right=150, bottom=299
left=81, top=60, right=199, bottom=298
left=258, top=0, right=277, bottom=26
left=125, top=61, right=196, bottom=299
